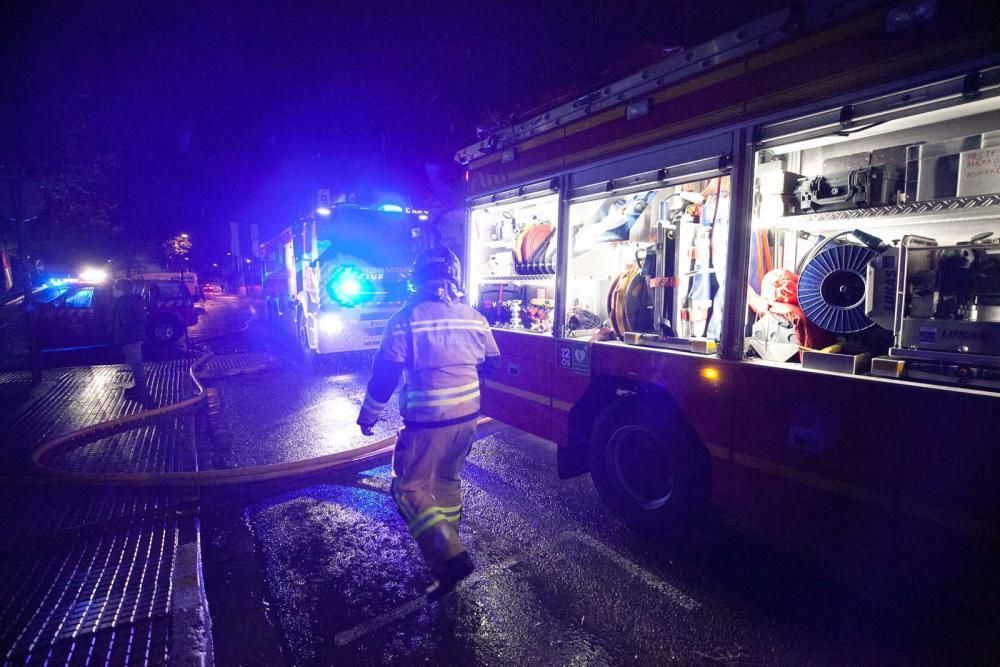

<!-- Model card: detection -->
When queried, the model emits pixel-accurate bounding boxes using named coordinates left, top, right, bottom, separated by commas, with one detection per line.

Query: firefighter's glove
left=357, top=419, right=377, bottom=436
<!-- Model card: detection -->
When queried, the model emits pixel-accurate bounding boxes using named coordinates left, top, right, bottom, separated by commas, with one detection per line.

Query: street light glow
left=80, top=267, right=108, bottom=282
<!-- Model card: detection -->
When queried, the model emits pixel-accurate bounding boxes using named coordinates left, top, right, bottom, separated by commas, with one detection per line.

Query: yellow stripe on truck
left=482, top=379, right=551, bottom=407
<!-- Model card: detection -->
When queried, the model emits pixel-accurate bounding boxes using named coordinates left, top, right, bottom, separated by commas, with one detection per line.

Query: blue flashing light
left=377, top=204, right=404, bottom=213
left=316, top=206, right=332, bottom=216
left=327, top=265, right=372, bottom=307
left=339, top=275, right=362, bottom=297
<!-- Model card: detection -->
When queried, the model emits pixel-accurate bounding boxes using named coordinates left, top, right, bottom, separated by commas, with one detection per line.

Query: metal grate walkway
left=0, top=361, right=196, bottom=467
left=0, top=360, right=205, bottom=667
left=0, top=485, right=188, bottom=553
left=1, top=514, right=181, bottom=666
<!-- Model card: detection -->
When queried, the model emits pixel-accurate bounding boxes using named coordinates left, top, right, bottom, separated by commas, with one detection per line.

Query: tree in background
left=164, top=233, right=192, bottom=271
left=1, top=102, right=124, bottom=275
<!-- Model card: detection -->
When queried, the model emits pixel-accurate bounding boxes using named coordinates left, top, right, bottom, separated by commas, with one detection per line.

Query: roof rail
left=455, top=0, right=884, bottom=165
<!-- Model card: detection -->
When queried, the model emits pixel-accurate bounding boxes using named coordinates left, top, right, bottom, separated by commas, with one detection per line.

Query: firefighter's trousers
left=390, top=420, right=477, bottom=570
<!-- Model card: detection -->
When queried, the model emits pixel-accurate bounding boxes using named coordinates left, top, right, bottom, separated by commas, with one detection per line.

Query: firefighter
left=112, top=278, right=153, bottom=408
left=357, top=246, right=500, bottom=601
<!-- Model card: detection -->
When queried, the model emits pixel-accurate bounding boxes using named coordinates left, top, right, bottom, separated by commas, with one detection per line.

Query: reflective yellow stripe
left=407, top=380, right=480, bottom=399
left=407, top=504, right=462, bottom=529
left=411, top=514, right=448, bottom=539
left=405, top=391, right=480, bottom=409
left=716, top=447, right=1000, bottom=544
left=409, top=325, right=486, bottom=334
left=409, top=318, right=486, bottom=330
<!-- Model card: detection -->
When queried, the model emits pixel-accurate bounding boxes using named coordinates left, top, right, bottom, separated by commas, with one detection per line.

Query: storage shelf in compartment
left=477, top=275, right=555, bottom=283
left=753, top=193, right=1000, bottom=231
left=580, top=238, right=652, bottom=247
left=489, top=325, right=547, bottom=335
left=478, top=240, right=515, bottom=249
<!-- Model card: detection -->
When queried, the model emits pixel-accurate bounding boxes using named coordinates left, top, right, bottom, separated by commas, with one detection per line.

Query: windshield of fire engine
left=315, top=207, right=420, bottom=269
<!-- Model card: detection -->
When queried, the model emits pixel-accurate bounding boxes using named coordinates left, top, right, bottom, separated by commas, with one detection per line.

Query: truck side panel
left=564, top=344, right=1000, bottom=587
left=482, top=330, right=556, bottom=441
left=723, top=362, right=903, bottom=573
left=895, top=395, right=1000, bottom=599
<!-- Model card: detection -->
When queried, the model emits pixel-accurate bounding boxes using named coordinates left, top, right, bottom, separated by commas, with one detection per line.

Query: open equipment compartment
left=467, top=183, right=558, bottom=334
left=565, top=175, right=731, bottom=355
left=747, top=92, right=1000, bottom=388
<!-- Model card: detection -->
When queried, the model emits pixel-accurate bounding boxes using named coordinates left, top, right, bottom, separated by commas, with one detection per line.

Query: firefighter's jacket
left=358, top=294, right=500, bottom=428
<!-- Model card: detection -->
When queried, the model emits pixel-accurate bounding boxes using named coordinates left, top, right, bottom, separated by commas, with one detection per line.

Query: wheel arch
left=561, top=376, right=712, bottom=485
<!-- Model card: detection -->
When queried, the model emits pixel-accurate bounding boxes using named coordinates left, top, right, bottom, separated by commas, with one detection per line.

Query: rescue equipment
left=798, top=241, right=883, bottom=334
left=795, top=166, right=902, bottom=213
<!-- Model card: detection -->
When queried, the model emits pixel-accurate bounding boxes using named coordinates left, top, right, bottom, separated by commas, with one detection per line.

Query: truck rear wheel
left=589, top=400, right=709, bottom=535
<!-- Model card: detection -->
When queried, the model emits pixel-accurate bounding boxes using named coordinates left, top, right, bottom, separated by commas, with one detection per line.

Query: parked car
left=138, top=279, right=198, bottom=344
left=128, top=271, right=201, bottom=300
left=0, top=279, right=198, bottom=358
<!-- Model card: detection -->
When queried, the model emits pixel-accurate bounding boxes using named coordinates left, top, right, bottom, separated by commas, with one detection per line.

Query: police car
left=0, top=278, right=198, bottom=358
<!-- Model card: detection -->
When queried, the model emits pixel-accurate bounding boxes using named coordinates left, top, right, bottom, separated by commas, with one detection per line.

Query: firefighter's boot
left=425, top=551, right=475, bottom=602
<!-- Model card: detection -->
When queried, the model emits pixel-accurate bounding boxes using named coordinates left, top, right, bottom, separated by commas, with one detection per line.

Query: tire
left=148, top=316, right=184, bottom=346
left=589, top=399, right=709, bottom=535
left=296, top=311, right=318, bottom=367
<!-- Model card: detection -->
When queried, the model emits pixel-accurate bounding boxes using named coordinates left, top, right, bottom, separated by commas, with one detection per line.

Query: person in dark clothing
left=357, top=247, right=501, bottom=601
left=112, top=279, right=152, bottom=407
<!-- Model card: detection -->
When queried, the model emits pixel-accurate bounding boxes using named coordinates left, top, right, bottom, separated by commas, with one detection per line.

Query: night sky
left=3, top=1, right=784, bottom=267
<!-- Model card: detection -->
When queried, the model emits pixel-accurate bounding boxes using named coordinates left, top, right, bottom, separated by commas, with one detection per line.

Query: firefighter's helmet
left=412, top=246, right=462, bottom=289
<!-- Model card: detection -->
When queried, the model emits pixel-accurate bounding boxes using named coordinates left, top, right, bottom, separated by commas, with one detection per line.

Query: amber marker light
left=700, top=367, right=720, bottom=381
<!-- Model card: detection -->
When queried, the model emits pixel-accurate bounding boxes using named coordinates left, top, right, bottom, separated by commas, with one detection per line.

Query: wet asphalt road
left=198, top=304, right=996, bottom=665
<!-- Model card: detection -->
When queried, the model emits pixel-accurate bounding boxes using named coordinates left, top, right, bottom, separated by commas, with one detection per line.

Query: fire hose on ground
left=29, top=350, right=399, bottom=486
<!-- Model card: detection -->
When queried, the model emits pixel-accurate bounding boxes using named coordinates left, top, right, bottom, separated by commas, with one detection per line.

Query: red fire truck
left=459, top=1, right=1000, bottom=597
left=260, top=203, right=433, bottom=360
